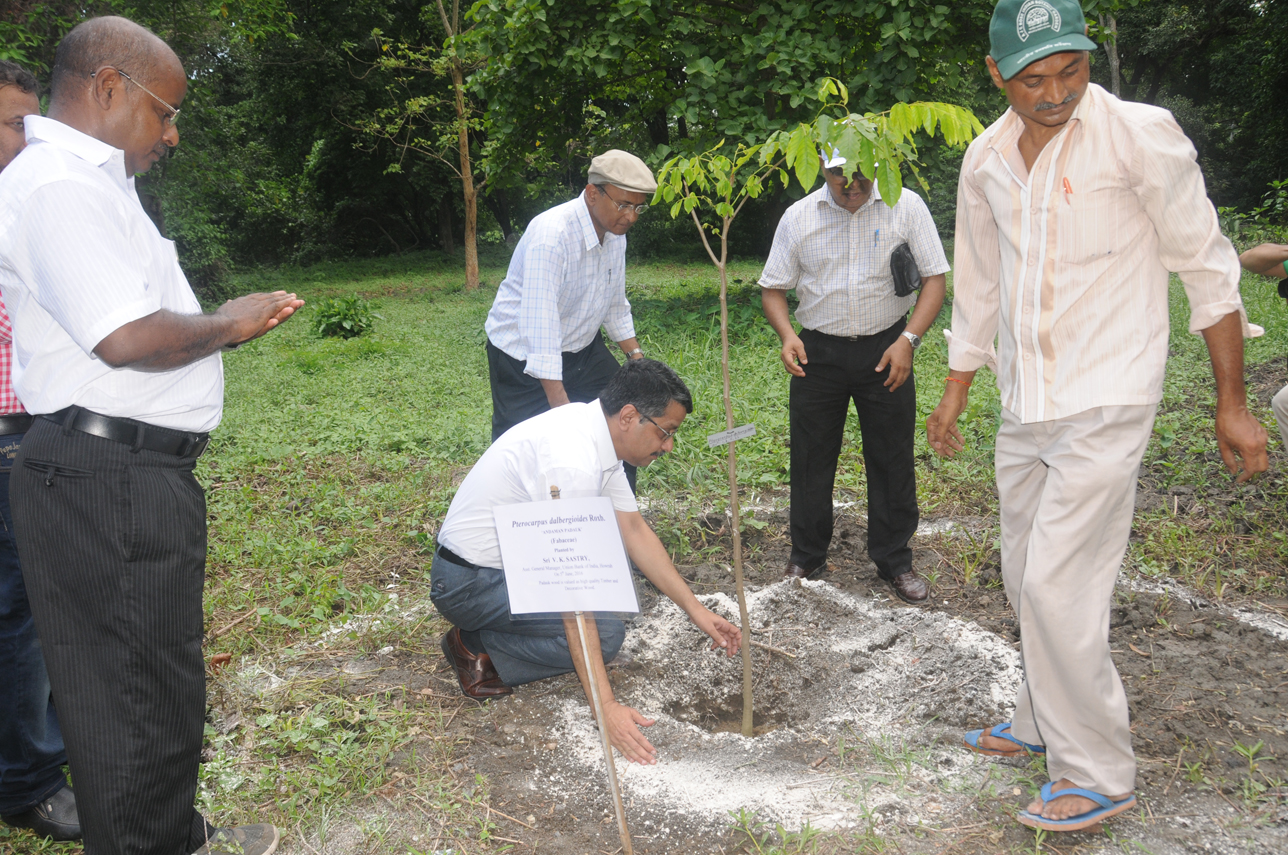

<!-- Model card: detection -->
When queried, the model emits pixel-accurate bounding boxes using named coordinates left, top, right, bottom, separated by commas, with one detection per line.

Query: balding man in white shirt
left=0, top=17, right=301, bottom=855
left=926, top=0, right=1266, bottom=834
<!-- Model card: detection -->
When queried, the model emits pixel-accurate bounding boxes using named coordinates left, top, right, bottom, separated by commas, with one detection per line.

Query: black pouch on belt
left=890, top=242, right=921, bottom=297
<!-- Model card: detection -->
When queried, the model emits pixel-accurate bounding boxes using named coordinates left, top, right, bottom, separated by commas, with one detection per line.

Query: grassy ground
left=4, top=245, right=1286, bottom=854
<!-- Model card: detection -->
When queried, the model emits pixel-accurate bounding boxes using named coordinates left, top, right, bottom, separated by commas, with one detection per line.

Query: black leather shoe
left=191, top=823, right=280, bottom=855
left=784, top=561, right=825, bottom=580
left=2, top=785, right=81, bottom=841
left=889, top=570, right=929, bottom=603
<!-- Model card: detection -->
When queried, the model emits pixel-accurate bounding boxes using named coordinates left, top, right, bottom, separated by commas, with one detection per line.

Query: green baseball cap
left=990, top=0, right=1098, bottom=80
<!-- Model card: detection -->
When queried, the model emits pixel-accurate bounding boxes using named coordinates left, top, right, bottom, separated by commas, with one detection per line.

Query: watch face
left=904, top=331, right=921, bottom=349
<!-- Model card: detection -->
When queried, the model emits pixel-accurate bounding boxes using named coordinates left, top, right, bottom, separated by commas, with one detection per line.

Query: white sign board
left=707, top=423, right=756, bottom=448
left=493, top=496, right=640, bottom=616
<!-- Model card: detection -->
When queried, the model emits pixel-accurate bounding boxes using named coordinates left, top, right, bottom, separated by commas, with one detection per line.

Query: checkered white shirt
left=0, top=297, right=22, bottom=415
left=485, top=195, right=635, bottom=381
left=759, top=184, right=950, bottom=336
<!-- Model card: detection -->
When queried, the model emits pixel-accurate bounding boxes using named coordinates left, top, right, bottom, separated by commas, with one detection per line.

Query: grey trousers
left=996, top=404, right=1156, bottom=796
left=429, top=550, right=625, bottom=686
left=1272, top=385, right=1288, bottom=450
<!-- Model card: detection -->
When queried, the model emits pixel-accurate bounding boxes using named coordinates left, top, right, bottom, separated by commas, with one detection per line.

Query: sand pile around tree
left=487, top=578, right=1025, bottom=834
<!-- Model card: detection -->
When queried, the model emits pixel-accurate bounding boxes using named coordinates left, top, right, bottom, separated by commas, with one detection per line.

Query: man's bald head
left=50, top=16, right=182, bottom=105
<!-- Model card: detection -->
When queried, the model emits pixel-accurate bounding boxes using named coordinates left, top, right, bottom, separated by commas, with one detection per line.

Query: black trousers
left=789, top=323, right=918, bottom=580
left=11, top=418, right=214, bottom=855
left=486, top=335, right=636, bottom=489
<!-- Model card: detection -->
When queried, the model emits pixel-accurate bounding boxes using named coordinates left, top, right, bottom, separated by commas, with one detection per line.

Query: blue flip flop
left=963, top=722, right=1046, bottom=757
left=1017, top=782, right=1137, bottom=831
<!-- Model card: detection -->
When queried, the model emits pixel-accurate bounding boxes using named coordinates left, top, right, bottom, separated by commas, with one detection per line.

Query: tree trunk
left=451, top=58, right=479, bottom=289
left=438, top=196, right=455, bottom=254
left=717, top=226, right=754, bottom=739
left=1100, top=13, right=1121, bottom=98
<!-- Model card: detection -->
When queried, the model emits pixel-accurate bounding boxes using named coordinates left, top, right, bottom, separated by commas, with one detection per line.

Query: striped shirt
left=759, top=184, right=950, bottom=336
left=0, top=298, right=23, bottom=415
left=949, top=83, right=1248, bottom=424
left=485, top=195, right=635, bottom=381
left=0, top=116, right=223, bottom=432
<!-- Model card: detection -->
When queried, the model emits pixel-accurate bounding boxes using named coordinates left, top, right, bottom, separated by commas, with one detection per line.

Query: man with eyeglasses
left=760, top=150, right=949, bottom=604
left=432, top=359, right=741, bottom=764
left=0, top=16, right=303, bottom=855
left=484, top=150, right=655, bottom=486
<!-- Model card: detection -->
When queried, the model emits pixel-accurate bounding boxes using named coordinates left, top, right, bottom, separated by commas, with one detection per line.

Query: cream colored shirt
left=948, top=83, right=1248, bottom=424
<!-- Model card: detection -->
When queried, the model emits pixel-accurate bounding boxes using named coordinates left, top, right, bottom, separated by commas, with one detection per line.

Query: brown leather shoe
left=784, top=561, right=825, bottom=580
left=441, top=628, right=512, bottom=699
left=888, top=570, right=929, bottom=603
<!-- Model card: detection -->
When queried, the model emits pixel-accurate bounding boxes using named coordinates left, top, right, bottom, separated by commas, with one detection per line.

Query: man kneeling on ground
left=430, top=359, right=741, bottom=763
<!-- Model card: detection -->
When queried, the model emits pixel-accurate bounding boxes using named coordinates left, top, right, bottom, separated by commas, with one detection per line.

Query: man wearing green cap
left=926, top=0, right=1267, bottom=834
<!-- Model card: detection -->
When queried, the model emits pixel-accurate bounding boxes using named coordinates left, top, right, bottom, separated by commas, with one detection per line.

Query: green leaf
left=877, top=159, right=901, bottom=208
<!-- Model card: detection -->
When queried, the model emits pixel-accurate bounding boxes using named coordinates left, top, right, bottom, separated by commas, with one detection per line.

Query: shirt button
left=1024, top=352, right=1033, bottom=360
left=1031, top=207, right=1040, bottom=216
left=1023, top=305, right=1032, bottom=315
left=1028, top=256, right=1037, bottom=267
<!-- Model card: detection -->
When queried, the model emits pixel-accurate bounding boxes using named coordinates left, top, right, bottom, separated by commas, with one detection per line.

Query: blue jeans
left=0, top=431, right=67, bottom=815
left=429, top=550, right=625, bottom=687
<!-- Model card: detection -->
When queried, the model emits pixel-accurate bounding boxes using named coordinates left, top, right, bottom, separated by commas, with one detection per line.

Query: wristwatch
left=626, top=347, right=644, bottom=358
left=901, top=331, right=922, bottom=350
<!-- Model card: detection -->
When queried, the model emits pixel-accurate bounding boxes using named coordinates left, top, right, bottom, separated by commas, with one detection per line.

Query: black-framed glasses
left=91, top=67, right=180, bottom=127
left=598, top=185, right=649, bottom=215
left=640, top=413, right=678, bottom=441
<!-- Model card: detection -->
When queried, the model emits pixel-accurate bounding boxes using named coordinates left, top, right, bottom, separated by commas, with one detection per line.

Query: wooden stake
left=575, top=610, right=633, bottom=855
left=551, top=484, right=632, bottom=854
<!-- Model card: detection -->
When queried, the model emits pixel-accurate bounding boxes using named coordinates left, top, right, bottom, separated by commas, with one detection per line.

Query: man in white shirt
left=0, top=17, right=303, bottom=855
left=432, top=359, right=741, bottom=764
left=484, top=151, right=654, bottom=467
left=926, top=0, right=1267, bottom=834
left=760, top=151, right=949, bottom=604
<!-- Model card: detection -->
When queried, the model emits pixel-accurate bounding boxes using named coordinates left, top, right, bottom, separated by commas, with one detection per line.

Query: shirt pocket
left=1054, top=188, right=1122, bottom=266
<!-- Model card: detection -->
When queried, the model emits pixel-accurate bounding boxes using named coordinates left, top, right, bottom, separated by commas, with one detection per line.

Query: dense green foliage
left=2, top=1, right=1286, bottom=281
left=314, top=295, right=380, bottom=338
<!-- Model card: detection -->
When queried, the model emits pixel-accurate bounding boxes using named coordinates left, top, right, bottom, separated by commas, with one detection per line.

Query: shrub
left=314, top=295, right=378, bottom=339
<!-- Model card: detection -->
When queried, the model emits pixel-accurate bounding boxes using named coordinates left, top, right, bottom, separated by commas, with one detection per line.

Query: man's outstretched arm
left=94, top=291, right=303, bottom=371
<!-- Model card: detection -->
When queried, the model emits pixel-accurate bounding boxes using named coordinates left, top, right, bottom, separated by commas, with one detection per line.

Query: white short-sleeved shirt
left=437, top=401, right=637, bottom=568
left=759, top=184, right=950, bottom=336
left=0, top=116, right=223, bottom=432
left=484, top=195, right=635, bottom=381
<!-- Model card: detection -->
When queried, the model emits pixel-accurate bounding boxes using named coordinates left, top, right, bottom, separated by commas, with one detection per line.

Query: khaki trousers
left=996, top=404, right=1156, bottom=795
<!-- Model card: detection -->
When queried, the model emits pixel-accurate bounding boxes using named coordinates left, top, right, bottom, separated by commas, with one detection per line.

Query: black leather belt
left=0, top=413, right=33, bottom=435
left=436, top=544, right=479, bottom=570
left=42, top=407, right=210, bottom=458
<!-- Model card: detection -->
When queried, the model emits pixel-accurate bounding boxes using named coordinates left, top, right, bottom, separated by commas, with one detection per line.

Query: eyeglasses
left=598, top=185, right=649, bottom=215
left=91, top=67, right=180, bottom=127
left=640, top=413, right=678, bottom=441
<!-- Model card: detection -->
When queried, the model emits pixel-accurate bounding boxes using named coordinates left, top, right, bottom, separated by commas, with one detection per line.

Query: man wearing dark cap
left=484, top=150, right=655, bottom=465
left=0, top=59, right=81, bottom=844
left=0, top=16, right=302, bottom=855
left=926, top=0, right=1266, bottom=834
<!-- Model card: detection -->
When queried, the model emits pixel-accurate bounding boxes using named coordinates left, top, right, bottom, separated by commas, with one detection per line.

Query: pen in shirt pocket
left=873, top=228, right=880, bottom=245
left=1062, top=177, right=1073, bottom=205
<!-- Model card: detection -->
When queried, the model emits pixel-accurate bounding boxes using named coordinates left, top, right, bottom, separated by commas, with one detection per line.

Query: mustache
left=1034, top=93, right=1077, bottom=112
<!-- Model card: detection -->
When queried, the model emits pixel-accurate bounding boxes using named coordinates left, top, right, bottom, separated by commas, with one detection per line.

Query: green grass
left=6, top=245, right=1286, bottom=854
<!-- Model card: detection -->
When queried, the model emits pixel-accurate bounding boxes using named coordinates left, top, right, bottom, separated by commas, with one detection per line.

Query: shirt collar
left=815, top=181, right=883, bottom=214
left=988, top=82, right=1099, bottom=158
left=24, top=115, right=131, bottom=191
left=586, top=399, right=624, bottom=472
left=575, top=192, right=603, bottom=251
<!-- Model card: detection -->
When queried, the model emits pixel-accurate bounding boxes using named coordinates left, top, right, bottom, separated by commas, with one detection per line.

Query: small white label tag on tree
left=707, top=423, right=756, bottom=448
left=493, top=495, right=640, bottom=616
